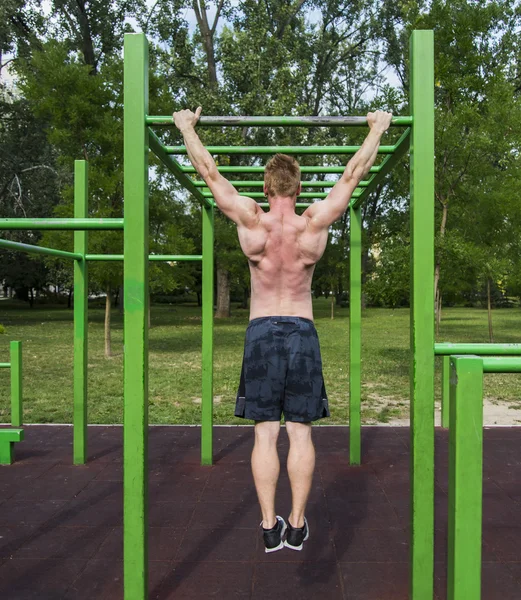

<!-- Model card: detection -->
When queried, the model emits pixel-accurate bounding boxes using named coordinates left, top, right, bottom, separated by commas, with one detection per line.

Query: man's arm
left=303, top=111, right=393, bottom=229
left=173, top=107, right=262, bottom=228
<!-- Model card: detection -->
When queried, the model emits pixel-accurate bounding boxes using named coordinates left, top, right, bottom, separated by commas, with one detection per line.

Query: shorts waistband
left=247, top=316, right=315, bottom=326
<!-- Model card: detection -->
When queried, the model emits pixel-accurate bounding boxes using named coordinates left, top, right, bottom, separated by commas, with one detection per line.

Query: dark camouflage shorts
left=235, top=316, right=330, bottom=423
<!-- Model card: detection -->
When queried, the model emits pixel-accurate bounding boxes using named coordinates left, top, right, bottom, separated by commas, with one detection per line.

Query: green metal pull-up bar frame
left=0, top=341, right=23, bottom=427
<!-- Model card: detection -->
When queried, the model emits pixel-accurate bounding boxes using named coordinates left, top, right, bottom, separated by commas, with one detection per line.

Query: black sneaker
left=262, top=516, right=287, bottom=553
left=284, top=517, right=309, bottom=551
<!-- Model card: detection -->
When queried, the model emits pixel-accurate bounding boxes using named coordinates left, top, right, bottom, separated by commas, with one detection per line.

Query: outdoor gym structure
left=1, top=26, right=511, bottom=600
left=0, top=340, right=23, bottom=463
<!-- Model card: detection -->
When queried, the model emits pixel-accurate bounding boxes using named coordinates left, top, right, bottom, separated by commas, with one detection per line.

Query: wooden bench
left=0, top=428, right=24, bottom=465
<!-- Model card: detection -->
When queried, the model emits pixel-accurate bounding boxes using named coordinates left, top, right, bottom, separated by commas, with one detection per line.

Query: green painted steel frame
left=166, top=144, right=397, bottom=155
left=349, top=206, right=361, bottom=465
left=147, top=115, right=413, bottom=127
left=10, top=341, right=22, bottom=427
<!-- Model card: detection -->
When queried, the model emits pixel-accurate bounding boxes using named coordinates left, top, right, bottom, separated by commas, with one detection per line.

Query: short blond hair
left=264, top=154, right=301, bottom=197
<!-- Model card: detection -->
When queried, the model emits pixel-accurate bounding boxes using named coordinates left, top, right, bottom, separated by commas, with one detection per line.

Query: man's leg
left=251, top=420, right=281, bottom=529
left=286, top=421, right=315, bottom=528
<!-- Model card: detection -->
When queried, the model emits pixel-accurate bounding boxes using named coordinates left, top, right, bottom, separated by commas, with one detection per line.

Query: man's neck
left=268, top=195, right=296, bottom=215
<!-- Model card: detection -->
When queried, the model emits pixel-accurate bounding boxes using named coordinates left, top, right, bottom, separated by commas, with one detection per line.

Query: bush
left=0, top=324, right=5, bottom=334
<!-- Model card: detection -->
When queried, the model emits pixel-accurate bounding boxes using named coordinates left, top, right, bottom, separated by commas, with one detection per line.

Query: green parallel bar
left=435, top=343, right=521, bottom=355
left=73, top=160, right=88, bottom=465
left=85, top=254, right=203, bottom=261
left=349, top=205, right=362, bottom=465
left=181, top=165, right=382, bottom=174
left=0, top=218, right=124, bottom=230
left=10, top=341, right=22, bottom=427
left=448, top=355, right=483, bottom=600
left=258, top=203, right=310, bottom=208
left=409, top=29, right=435, bottom=600
left=351, top=128, right=411, bottom=209
left=147, top=115, right=413, bottom=127
left=0, top=238, right=82, bottom=260
left=0, top=363, right=11, bottom=368
left=482, top=357, right=521, bottom=373
left=166, top=145, right=396, bottom=155
left=205, top=190, right=363, bottom=199
left=123, top=32, right=149, bottom=600
left=148, top=129, right=213, bottom=208
left=201, top=204, right=214, bottom=465
left=441, top=355, right=450, bottom=428
left=193, top=180, right=370, bottom=188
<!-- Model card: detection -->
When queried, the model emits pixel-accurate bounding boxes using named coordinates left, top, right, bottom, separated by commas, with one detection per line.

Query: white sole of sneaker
left=283, top=518, right=310, bottom=551
left=264, top=518, right=287, bottom=553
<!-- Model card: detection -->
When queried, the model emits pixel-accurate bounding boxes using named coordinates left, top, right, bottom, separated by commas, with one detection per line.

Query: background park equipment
left=140, top=28, right=434, bottom=600
left=447, top=355, right=521, bottom=600
left=436, top=343, right=521, bottom=427
left=0, top=161, right=206, bottom=467
left=0, top=340, right=24, bottom=464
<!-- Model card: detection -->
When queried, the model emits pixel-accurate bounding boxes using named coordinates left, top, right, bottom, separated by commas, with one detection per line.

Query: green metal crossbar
left=482, top=357, right=521, bottom=372
left=85, top=254, right=202, bottom=261
left=0, top=238, right=82, bottom=260
left=147, top=115, right=413, bottom=127
left=193, top=180, right=370, bottom=188
left=350, top=128, right=411, bottom=209
left=259, top=203, right=311, bottom=209
left=180, top=165, right=382, bottom=174
left=0, top=218, right=124, bottom=230
left=166, top=144, right=396, bottom=155
left=204, top=191, right=331, bottom=199
left=0, top=363, right=10, bottom=368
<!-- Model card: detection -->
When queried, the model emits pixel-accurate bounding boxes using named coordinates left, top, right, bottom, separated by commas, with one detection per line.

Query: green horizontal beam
left=148, top=129, right=213, bottom=208
left=259, top=203, right=310, bottom=209
left=0, top=363, right=11, bottom=368
left=204, top=191, right=331, bottom=199
left=435, top=343, right=521, bottom=356
left=0, top=218, right=124, bottom=230
left=0, top=238, right=82, bottom=260
left=482, top=357, right=521, bottom=373
left=147, top=115, right=413, bottom=127
left=85, top=254, right=202, bottom=261
left=180, top=165, right=382, bottom=174
left=166, top=145, right=396, bottom=155
left=194, top=180, right=369, bottom=188
left=351, top=128, right=411, bottom=209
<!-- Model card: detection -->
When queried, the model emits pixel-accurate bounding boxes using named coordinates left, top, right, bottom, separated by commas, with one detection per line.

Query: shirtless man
left=173, top=108, right=393, bottom=553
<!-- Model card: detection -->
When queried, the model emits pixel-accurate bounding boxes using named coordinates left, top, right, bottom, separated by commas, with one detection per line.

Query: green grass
left=1, top=299, right=521, bottom=424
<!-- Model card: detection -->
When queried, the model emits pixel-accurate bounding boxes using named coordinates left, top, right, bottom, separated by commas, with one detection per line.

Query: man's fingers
left=195, top=106, right=202, bottom=120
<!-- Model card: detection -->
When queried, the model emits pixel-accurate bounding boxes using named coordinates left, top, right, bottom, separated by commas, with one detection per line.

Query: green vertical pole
left=10, top=341, right=22, bottom=427
left=349, top=205, right=362, bottom=465
left=448, top=355, right=483, bottom=600
left=441, top=355, right=450, bottom=428
left=409, top=29, right=435, bottom=600
left=201, top=204, right=214, bottom=465
left=74, top=160, right=88, bottom=464
left=123, top=32, right=149, bottom=600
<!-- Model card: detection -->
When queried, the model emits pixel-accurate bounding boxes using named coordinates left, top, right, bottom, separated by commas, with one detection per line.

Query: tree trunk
left=192, top=0, right=223, bottom=86
left=105, top=284, right=112, bottom=358
left=68, top=288, right=73, bottom=309
left=215, top=266, right=231, bottom=318
left=148, top=294, right=151, bottom=329
left=436, top=292, right=442, bottom=337
left=196, top=290, right=201, bottom=307
left=29, top=288, right=34, bottom=308
left=434, top=200, right=449, bottom=325
left=487, top=277, right=494, bottom=343
left=118, top=285, right=124, bottom=314
left=330, top=294, right=334, bottom=319
left=239, top=286, right=249, bottom=310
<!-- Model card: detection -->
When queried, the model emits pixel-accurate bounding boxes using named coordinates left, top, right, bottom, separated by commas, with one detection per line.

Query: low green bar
left=482, top=357, right=521, bottom=373
left=85, top=254, right=202, bottom=261
left=448, top=355, right=483, bottom=600
left=147, top=115, right=413, bottom=127
left=0, top=363, right=11, bottom=368
left=181, top=165, right=381, bottom=174
left=10, top=341, right=22, bottom=427
left=0, top=218, right=124, bottom=230
left=441, top=355, right=450, bottom=428
left=435, top=343, right=521, bottom=355
left=194, top=180, right=369, bottom=188
left=166, top=145, right=396, bottom=155
left=0, top=238, right=82, bottom=260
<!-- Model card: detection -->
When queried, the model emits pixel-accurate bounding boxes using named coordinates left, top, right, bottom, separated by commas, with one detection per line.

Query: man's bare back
left=237, top=210, right=328, bottom=321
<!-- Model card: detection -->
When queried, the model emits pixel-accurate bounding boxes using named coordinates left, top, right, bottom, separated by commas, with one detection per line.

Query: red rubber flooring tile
left=0, top=558, right=87, bottom=600
left=0, top=523, right=38, bottom=558
left=252, top=561, right=343, bottom=600
left=0, top=500, right=67, bottom=525
left=327, top=499, right=403, bottom=530
left=339, top=562, right=409, bottom=600
left=148, top=502, right=196, bottom=528
left=63, top=559, right=171, bottom=600
left=191, top=500, right=261, bottom=530
left=95, top=526, right=184, bottom=561
left=173, top=526, right=258, bottom=563
left=152, top=561, right=254, bottom=600
left=482, top=525, right=521, bottom=562
left=333, top=527, right=409, bottom=563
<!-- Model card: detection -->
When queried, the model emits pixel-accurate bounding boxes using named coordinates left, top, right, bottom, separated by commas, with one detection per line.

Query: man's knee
left=286, top=421, right=312, bottom=443
left=254, top=420, right=280, bottom=445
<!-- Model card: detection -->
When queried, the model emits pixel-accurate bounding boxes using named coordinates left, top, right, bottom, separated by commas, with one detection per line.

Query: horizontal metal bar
left=147, top=115, right=413, bottom=127
left=435, top=343, right=521, bottom=356
left=85, top=254, right=203, bottom=262
left=0, top=238, right=82, bottom=260
left=258, top=203, right=311, bottom=209
left=206, top=189, right=363, bottom=200
left=0, top=218, right=124, bottom=231
left=194, top=180, right=369, bottom=188
left=148, top=129, right=213, bottom=208
left=180, top=165, right=381, bottom=174
left=0, top=363, right=11, bottom=368
left=482, top=357, right=521, bottom=373
left=166, top=145, right=396, bottom=155
left=351, top=128, right=411, bottom=209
